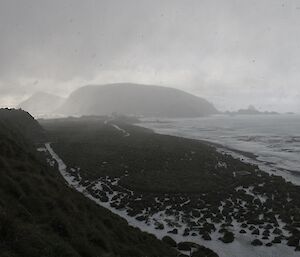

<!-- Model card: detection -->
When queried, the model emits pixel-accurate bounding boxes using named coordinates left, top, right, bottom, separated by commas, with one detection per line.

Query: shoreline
left=199, top=139, right=300, bottom=178
left=136, top=122, right=300, bottom=185
left=197, top=139, right=259, bottom=159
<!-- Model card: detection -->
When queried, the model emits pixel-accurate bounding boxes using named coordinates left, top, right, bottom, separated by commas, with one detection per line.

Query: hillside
left=0, top=108, right=45, bottom=143
left=0, top=109, right=179, bottom=257
left=18, top=92, right=65, bottom=117
left=58, top=83, right=218, bottom=118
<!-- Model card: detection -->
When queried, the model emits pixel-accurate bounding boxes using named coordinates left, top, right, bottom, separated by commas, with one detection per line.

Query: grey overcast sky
left=0, top=0, right=300, bottom=112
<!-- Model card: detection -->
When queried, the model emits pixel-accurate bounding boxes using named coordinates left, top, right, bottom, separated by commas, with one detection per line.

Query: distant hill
left=225, top=105, right=279, bottom=115
left=58, top=83, right=218, bottom=118
left=18, top=92, right=65, bottom=117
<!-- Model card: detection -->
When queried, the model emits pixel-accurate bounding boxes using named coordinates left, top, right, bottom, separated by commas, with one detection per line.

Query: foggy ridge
left=18, top=92, right=65, bottom=116
left=58, top=83, right=218, bottom=118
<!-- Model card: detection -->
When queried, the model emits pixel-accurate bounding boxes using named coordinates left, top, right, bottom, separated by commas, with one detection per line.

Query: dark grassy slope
left=42, top=117, right=300, bottom=250
left=0, top=109, right=178, bottom=257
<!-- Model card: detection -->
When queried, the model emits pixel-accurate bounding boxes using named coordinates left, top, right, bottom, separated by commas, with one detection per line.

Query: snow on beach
left=43, top=143, right=299, bottom=257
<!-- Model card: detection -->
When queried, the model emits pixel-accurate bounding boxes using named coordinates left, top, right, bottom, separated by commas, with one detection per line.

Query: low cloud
left=0, top=0, right=299, bottom=112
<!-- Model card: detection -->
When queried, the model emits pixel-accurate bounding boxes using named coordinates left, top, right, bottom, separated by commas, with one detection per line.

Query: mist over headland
left=1, top=0, right=300, bottom=113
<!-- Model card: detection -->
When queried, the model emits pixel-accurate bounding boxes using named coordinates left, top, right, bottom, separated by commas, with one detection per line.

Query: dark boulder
left=273, top=228, right=282, bottom=235
left=219, top=231, right=234, bottom=243
left=177, top=242, right=197, bottom=251
left=262, top=230, right=270, bottom=236
left=241, top=223, right=248, bottom=228
left=251, top=239, right=263, bottom=246
left=287, top=236, right=299, bottom=247
left=168, top=228, right=178, bottom=235
left=183, top=228, right=190, bottom=236
left=272, top=236, right=282, bottom=244
left=155, top=223, right=164, bottom=230
left=202, top=232, right=212, bottom=241
left=162, top=236, right=177, bottom=247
